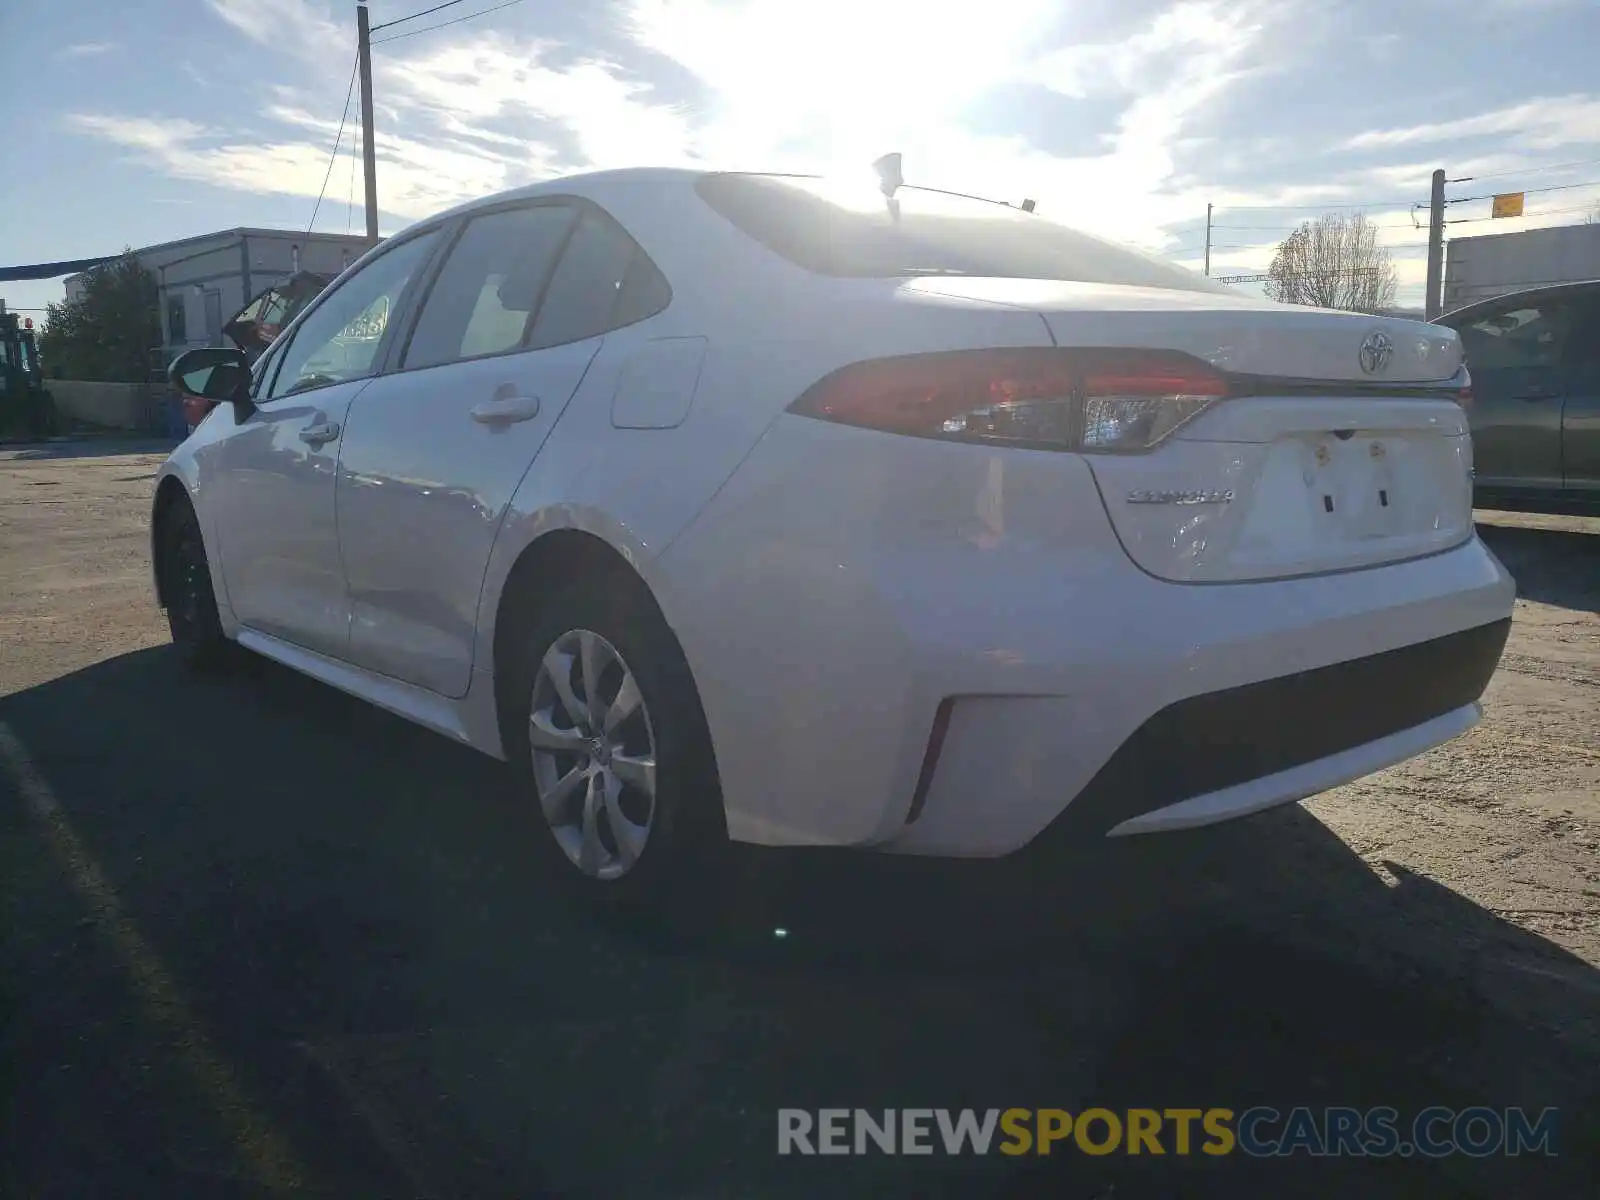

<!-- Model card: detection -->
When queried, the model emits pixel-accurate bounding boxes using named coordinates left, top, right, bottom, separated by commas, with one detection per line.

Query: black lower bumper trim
left=1037, top=617, right=1511, bottom=843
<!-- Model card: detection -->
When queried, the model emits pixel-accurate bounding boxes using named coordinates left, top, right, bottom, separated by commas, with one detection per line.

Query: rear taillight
left=786, top=348, right=1228, bottom=453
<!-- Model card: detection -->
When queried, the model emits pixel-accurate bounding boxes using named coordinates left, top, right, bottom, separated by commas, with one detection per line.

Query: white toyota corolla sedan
left=156, top=167, right=1515, bottom=907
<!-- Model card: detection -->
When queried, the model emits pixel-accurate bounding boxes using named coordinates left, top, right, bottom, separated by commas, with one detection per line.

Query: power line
left=369, top=0, right=470, bottom=33
left=307, top=54, right=361, bottom=235
left=371, top=0, right=526, bottom=45
left=1447, top=156, right=1600, bottom=185
left=1446, top=178, right=1600, bottom=205
left=1209, top=199, right=1414, bottom=212
left=1446, top=202, right=1600, bottom=226
left=1210, top=220, right=1420, bottom=232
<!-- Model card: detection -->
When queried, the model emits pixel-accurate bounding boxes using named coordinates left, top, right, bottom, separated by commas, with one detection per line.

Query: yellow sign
left=1492, top=192, right=1525, bottom=218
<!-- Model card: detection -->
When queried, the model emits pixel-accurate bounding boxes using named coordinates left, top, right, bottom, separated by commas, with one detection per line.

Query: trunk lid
left=899, top=277, right=1474, bottom=582
left=900, top=278, right=1464, bottom=383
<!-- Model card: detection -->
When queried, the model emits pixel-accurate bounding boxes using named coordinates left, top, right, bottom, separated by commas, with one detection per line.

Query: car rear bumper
left=657, top=417, right=1517, bottom=856
left=993, top=617, right=1507, bottom=846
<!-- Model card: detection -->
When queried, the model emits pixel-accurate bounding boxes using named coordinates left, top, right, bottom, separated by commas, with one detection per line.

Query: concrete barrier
left=47, top=381, right=159, bottom=432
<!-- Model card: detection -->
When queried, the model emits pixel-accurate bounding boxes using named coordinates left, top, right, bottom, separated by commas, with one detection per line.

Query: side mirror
left=169, top=346, right=254, bottom=420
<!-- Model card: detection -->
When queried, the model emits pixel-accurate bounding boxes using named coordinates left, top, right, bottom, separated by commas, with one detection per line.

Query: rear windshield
left=695, top=173, right=1226, bottom=294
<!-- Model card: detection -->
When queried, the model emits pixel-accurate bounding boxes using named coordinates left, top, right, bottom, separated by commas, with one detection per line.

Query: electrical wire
left=371, top=0, right=525, bottom=44
left=307, top=54, right=360, bottom=235
left=1210, top=220, right=1420, bottom=231
left=1446, top=178, right=1600, bottom=205
left=1447, top=156, right=1600, bottom=185
left=1446, top=202, right=1600, bottom=226
left=369, top=0, right=470, bottom=33
left=1206, top=199, right=1414, bottom=212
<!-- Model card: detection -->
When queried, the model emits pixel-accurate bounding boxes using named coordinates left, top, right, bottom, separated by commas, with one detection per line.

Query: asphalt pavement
left=1, top=444, right=1597, bottom=1198
left=2, top=645, right=1595, bottom=1198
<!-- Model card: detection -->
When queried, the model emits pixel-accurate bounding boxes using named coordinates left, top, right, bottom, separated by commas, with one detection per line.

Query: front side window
left=1456, top=302, right=1572, bottom=372
left=402, top=204, right=576, bottom=371
left=266, top=230, right=440, bottom=399
left=695, top=172, right=1228, bottom=294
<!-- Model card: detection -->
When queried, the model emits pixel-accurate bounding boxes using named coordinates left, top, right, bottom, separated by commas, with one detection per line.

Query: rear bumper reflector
left=905, top=698, right=955, bottom=825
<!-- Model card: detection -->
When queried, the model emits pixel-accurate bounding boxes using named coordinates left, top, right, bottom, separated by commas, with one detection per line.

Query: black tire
left=504, top=573, right=728, bottom=915
left=158, top=498, right=235, bottom=672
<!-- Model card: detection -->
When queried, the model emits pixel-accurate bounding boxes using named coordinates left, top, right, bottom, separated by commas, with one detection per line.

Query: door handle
left=298, top=420, right=341, bottom=446
left=470, top=395, right=541, bottom=425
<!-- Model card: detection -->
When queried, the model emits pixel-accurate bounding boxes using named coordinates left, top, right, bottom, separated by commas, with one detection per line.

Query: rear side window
left=403, top=204, right=577, bottom=371
left=695, top=172, right=1227, bottom=294
left=1569, top=298, right=1600, bottom=366
left=612, top=250, right=673, bottom=329
left=530, top=211, right=670, bottom=349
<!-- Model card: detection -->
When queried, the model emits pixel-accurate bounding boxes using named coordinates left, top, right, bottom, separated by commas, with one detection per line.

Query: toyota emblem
left=1359, top=329, right=1394, bottom=375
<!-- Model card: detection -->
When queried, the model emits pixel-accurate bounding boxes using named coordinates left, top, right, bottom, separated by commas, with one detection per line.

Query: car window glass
left=403, top=205, right=576, bottom=371
left=695, top=172, right=1229, bottom=294
left=266, top=231, right=439, bottom=399
left=251, top=339, right=283, bottom=395
left=1457, top=303, right=1570, bottom=372
left=529, top=212, right=642, bottom=349
left=1565, top=297, right=1600, bottom=366
left=611, top=248, right=672, bottom=329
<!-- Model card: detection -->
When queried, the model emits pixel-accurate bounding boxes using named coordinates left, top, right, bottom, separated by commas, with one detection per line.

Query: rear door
left=1452, top=297, right=1572, bottom=491
left=334, top=199, right=659, bottom=697
left=1560, top=294, right=1600, bottom=493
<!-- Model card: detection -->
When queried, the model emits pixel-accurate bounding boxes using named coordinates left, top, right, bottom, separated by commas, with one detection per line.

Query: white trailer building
left=64, top=228, right=372, bottom=366
left=1442, top=223, right=1600, bottom=314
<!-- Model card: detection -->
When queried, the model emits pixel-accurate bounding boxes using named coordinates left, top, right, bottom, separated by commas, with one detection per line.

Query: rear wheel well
left=151, top=477, right=193, bottom=609
left=492, top=530, right=662, bottom=751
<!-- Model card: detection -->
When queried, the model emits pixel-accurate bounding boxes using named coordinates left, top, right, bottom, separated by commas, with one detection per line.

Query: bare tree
left=1265, top=213, right=1399, bottom=312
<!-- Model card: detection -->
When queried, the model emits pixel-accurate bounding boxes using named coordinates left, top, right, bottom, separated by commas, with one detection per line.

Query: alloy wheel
left=527, top=628, right=658, bottom=881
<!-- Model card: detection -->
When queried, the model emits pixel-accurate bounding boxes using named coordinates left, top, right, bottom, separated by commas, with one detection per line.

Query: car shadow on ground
left=1475, top=518, right=1600, bottom=612
left=2, top=647, right=1597, bottom=1199
left=0, top=437, right=179, bottom=463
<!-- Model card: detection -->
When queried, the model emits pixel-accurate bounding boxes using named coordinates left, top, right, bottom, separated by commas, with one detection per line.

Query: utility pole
left=1203, top=202, right=1213, bottom=276
left=1424, top=168, right=1445, bottom=320
left=357, top=3, right=379, bottom=245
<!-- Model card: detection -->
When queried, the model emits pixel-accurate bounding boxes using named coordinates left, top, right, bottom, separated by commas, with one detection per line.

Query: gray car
left=1434, top=280, right=1600, bottom=512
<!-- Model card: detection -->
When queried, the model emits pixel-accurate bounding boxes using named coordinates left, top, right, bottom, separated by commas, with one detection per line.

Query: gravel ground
left=1, top=439, right=1596, bottom=1198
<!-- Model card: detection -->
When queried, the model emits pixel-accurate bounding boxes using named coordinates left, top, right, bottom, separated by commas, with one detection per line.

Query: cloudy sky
left=2, top=0, right=1598, bottom=316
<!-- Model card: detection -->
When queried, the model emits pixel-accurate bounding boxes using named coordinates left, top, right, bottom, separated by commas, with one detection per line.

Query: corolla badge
left=1125, top=488, right=1235, bottom=505
left=1359, top=329, right=1394, bottom=375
